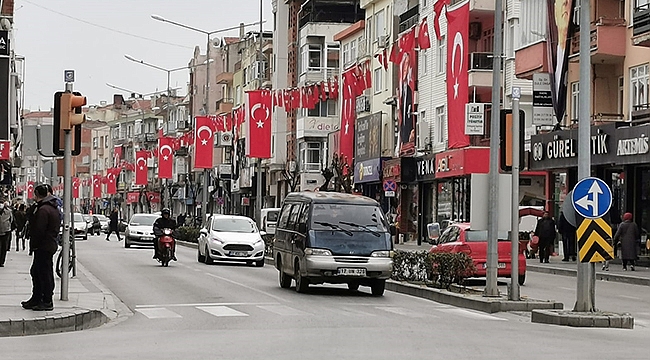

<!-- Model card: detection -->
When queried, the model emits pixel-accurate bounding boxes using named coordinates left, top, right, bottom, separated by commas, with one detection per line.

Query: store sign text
left=537, top=133, right=609, bottom=161
left=417, top=157, right=435, bottom=177
left=617, top=134, right=649, bottom=156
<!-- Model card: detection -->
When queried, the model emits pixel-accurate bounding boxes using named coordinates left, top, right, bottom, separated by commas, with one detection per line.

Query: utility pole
left=256, top=0, right=264, bottom=226
left=574, top=0, right=593, bottom=312
left=202, top=33, right=211, bottom=224
left=485, top=0, right=503, bottom=297
left=509, top=87, right=521, bottom=300
left=60, top=81, right=73, bottom=301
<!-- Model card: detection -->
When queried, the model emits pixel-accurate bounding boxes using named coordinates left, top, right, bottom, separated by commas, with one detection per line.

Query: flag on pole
left=246, top=89, right=272, bottom=159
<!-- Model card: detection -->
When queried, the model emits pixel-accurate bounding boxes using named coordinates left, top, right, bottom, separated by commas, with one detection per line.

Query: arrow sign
left=571, top=177, right=612, bottom=220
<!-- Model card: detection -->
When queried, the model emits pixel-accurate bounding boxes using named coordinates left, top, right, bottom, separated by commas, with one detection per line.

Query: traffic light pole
left=60, top=81, right=73, bottom=301
left=509, top=90, right=521, bottom=301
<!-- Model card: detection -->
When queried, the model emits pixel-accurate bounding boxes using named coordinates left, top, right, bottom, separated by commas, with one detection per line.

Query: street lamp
left=151, top=14, right=263, bottom=225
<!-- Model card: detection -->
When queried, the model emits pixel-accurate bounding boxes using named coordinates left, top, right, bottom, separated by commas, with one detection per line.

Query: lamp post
left=151, top=14, right=263, bottom=226
left=123, top=55, right=211, bottom=212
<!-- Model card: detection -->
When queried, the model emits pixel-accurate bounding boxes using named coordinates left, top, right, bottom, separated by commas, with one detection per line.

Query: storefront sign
left=416, top=153, right=436, bottom=181
left=465, top=103, right=485, bottom=135
left=533, top=73, right=554, bottom=126
left=354, top=158, right=382, bottom=184
left=434, top=147, right=490, bottom=179
left=296, top=117, right=340, bottom=138
left=617, top=134, right=649, bottom=156
left=382, top=157, right=416, bottom=183
left=355, top=112, right=382, bottom=161
left=126, top=192, right=139, bottom=204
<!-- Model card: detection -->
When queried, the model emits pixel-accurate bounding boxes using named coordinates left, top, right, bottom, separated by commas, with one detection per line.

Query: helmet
left=161, top=208, right=171, bottom=215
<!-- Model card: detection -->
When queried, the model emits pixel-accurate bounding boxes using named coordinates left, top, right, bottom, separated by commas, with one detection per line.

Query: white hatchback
left=197, top=215, right=265, bottom=267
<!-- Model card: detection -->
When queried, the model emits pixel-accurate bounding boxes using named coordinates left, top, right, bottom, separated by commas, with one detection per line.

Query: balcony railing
left=299, top=67, right=339, bottom=83
left=634, top=5, right=650, bottom=37
left=469, top=52, right=494, bottom=70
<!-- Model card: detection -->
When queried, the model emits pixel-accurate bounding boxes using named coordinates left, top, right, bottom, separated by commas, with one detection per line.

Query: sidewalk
left=393, top=240, right=650, bottom=287
left=0, top=248, right=127, bottom=337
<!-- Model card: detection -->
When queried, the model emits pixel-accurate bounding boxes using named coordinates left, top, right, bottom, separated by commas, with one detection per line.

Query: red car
left=429, top=223, right=527, bottom=285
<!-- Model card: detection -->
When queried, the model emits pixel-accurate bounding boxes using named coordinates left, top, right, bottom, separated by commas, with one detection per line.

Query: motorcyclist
left=152, top=208, right=177, bottom=261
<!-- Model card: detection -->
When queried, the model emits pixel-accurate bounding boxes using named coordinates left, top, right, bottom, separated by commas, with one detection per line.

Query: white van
left=260, top=208, right=280, bottom=235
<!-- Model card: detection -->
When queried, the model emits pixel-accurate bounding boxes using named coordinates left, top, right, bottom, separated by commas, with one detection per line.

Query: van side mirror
left=427, top=223, right=440, bottom=242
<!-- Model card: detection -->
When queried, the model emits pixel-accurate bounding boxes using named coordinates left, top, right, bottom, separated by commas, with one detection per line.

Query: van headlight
left=304, top=248, right=332, bottom=256
left=371, top=250, right=392, bottom=258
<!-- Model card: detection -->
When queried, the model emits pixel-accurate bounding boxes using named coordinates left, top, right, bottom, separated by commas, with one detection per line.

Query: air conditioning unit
left=216, top=132, right=233, bottom=147
left=176, top=120, right=188, bottom=130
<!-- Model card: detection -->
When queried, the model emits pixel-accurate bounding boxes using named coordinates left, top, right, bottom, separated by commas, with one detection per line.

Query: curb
left=531, top=309, right=634, bottom=329
left=526, top=264, right=650, bottom=287
left=0, top=310, right=108, bottom=337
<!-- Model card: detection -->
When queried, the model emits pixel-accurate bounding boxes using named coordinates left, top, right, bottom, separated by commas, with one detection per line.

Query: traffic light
left=499, top=109, right=525, bottom=172
left=53, top=91, right=85, bottom=156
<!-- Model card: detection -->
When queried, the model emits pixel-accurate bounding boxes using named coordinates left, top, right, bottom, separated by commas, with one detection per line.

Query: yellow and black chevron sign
left=577, top=218, right=614, bottom=263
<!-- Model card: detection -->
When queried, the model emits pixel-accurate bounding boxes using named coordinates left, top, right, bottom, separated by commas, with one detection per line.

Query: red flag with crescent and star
left=106, top=168, right=120, bottom=195
left=193, top=115, right=214, bottom=169
left=158, top=136, right=174, bottom=179
left=135, top=150, right=149, bottom=185
left=92, top=174, right=102, bottom=198
left=72, top=177, right=80, bottom=198
left=433, top=0, right=450, bottom=40
left=246, top=89, right=272, bottom=159
left=418, top=16, right=432, bottom=49
left=446, top=2, right=470, bottom=149
left=27, top=181, right=34, bottom=197
left=339, top=68, right=356, bottom=165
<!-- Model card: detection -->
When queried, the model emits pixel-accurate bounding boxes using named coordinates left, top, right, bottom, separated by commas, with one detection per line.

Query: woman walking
left=13, top=204, right=27, bottom=251
left=613, top=212, right=641, bottom=271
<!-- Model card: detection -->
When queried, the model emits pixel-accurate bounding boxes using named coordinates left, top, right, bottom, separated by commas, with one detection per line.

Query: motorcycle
left=157, top=228, right=176, bottom=267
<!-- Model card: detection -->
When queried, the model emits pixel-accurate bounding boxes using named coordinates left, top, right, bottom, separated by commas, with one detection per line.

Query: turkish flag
left=291, top=88, right=300, bottom=109
left=246, top=89, right=272, bottom=159
left=332, top=76, right=339, bottom=99
left=0, top=140, right=9, bottom=160
left=389, top=42, right=400, bottom=63
left=375, top=48, right=388, bottom=70
left=434, top=0, right=450, bottom=40
left=113, top=145, right=123, bottom=167
left=193, top=115, right=214, bottom=169
left=364, top=61, right=372, bottom=90
left=106, top=168, right=120, bottom=195
left=135, top=150, right=149, bottom=185
left=72, top=177, right=79, bottom=198
left=339, top=69, right=356, bottom=165
left=319, top=82, right=327, bottom=101
left=399, top=27, right=417, bottom=58
left=158, top=136, right=174, bottom=179
left=418, top=17, right=432, bottom=49
left=27, top=181, right=34, bottom=197
left=92, top=174, right=102, bottom=198
left=446, top=2, right=470, bottom=149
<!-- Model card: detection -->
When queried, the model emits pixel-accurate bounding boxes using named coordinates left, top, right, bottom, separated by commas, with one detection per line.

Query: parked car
left=94, top=214, right=110, bottom=234
left=197, top=215, right=265, bottom=267
left=260, top=208, right=280, bottom=236
left=428, top=223, right=527, bottom=285
left=73, top=213, right=88, bottom=240
left=124, top=214, right=159, bottom=248
left=274, top=192, right=393, bottom=296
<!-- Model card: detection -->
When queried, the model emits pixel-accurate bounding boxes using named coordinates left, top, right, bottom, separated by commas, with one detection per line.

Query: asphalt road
left=1, top=234, right=649, bottom=360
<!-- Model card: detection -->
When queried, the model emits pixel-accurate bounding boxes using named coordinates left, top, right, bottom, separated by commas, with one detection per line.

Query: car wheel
left=124, top=238, right=131, bottom=248
left=204, top=246, right=213, bottom=265
left=277, top=258, right=291, bottom=289
left=294, top=260, right=309, bottom=293
left=255, top=259, right=265, bottom=267
left=518, top=274, right=526, bottom=286
left=197, top=247, right=205, bottom=263
left=347, top=282, right=359, bottom=291
left=83, top=232, right=88, bottom=240
left=371, top=280, right=386, bottom=296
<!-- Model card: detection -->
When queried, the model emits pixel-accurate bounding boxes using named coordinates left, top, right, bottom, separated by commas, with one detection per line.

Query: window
left=134, top=121, right=142, bottom=135
left=297, top=204, right=310, bottom=234
left=343, top=43, right=350, bottom=65
left=287, top=204, right=302, bottom=231
left=507, top=20, right=515, bottom=58
left=299, top=142, right=322, bottom=172
left=350, top=39, right=357, bottom=61
left=366, top=17, right=373, bottom=47
left=92, top=137, right=98, bottom=149
left=619, top=76, right=624, bottom=115
left=420, top=49, right=428, bottom=75
left=327, top=44, right=339, bottom=69
left=127, top=125, right=133, bottom=138
left=235, top=85, right=242, bottom=105
left=374, top=9, right=385, bottom=41
left=423, top=0, right=428, bottom=7
left=437, top=36, right=446, bottom=74
left=420, top=110, right=427, bottom=147
left=302, top=43, right=322, bottom=71
left=435, top=105, right=446, bottom=144
left=374, top=68, right=383, bottom=93
left=105, top=135, right=109, bottom=148
left=631, top=64, right=649, bottom=112
left=307, top=100, right=337, bottom=117
left=278, top=204, right=292, bottom=229
left=571, top=82, right=579, bottom=121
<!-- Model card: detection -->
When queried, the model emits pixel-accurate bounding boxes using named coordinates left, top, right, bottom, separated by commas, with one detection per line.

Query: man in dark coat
left=557, top=211, right=576, bottom=262
left=534, top=211, right=557, bottom=263
left=106, top=208, right=121, bottom=241
left=21, top=184, right=61, bottom=311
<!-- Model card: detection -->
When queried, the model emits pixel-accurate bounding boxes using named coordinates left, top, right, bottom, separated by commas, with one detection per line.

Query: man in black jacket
left=22, top=184, right=61, bottom=311
left=152, top=208, right=177, bottom=260
left=534, top=211, right=557, bottom=264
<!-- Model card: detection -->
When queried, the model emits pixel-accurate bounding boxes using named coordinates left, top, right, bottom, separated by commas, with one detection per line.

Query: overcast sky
left=15, top=0, right=273, bottom=110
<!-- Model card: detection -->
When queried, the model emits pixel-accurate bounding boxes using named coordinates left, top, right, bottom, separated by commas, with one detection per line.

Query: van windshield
left=311, top=204, right=389, bottom=232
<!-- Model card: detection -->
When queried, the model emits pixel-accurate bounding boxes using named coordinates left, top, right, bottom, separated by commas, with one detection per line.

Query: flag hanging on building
left=418, top=17, right=432, bottom=49
left=433, top=0, right=450, bottom=40
left=26, top=181, right=34, bottom=197
left=92, top=174, right=102, bottom=198
left=446, top=2, right=470, bottom=149
left=339, top=69, right=356, bottom=165
left=106, top=168, right=120, bottom=195
left=158, top=136, right=174, bottom=179
left=113, top=145, right=123, bottom=167
left=246, top=89, right=272, bottom=159
left=72, top=177, right=80, bottom=198
left=193, top=115, right=214, bottom=169
left=135, top=150, right=149, bottom=185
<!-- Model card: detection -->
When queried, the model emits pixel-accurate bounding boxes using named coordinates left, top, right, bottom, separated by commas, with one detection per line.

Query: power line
left=22, top=0, right=193, bottom=49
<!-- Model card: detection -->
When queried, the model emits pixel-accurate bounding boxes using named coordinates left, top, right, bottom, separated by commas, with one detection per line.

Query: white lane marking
left=559, top=287, right=574, bottom=291
left=375, top=306, right=425, bottom=318
left=135, top=307, right=182, bottom=319
left=198, top=306, right=249, bottom=317
left=441, top=308, right=507, bottom=321
left=257, top=305, right=309, bottom=316
left=205, top=272, right=287, bottom=302
left=136, top=302, right=278, bottom=309
left=619, top=295, right=641, bottom=300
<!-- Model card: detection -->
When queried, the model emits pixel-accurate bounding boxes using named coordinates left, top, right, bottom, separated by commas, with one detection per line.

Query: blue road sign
left=383, top=180, right=396, bottom=192
left=571, top=177, right=612, bottom=219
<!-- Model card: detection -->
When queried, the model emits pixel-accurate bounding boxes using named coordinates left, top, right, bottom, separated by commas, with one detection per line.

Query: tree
left=328, top=153, right=353, bottom=194
left=281, top=162, right=301, bottom=192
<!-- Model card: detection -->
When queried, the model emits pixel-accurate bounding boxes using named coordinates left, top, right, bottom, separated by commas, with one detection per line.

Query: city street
left=0, top=235, right=648, bottom=359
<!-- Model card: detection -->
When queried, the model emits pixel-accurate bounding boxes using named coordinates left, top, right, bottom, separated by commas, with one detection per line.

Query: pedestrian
left=21, top=184, right=61, bottom=311
left=613, top=212, right=641, bottom=271
left=0, top=199, right=13, bottom=266
left=534, top=211, right=557, bottom=264
left=557, top=211, right=577, bottom=262
left=177, top=213, right=186, bottom=228
left=13, top=204, right=27, bottom=251
left=106, top=208, right=122, bottom=241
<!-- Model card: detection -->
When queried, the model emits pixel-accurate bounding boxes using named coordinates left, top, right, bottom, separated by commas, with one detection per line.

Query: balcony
left=450, top=0, right=495, bottom=13
left=145, top=133, right=157, bottom=142
left=217, top=98, right=234, bottom=115
left=97, top=146, right=104, bottom=156
left=216, top=72, right=234, bottom=85
left=569, top=18, right=626, bottom=63
left=633, top=6, right=650, bottom=46
left=299, top=67, right=338, bottom=85
left=514, top=41, right=549, bottom=80
left=468, top=52, right=494, bottom=88
left=632, top=103, right=650, bottom=124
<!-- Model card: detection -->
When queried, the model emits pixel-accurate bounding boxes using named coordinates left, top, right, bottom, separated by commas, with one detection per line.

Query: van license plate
left=338, top=268, right=366, bottom=276
left=229, top=251, right=248, bottom=257
left=482, top=263, right=506, bottom=269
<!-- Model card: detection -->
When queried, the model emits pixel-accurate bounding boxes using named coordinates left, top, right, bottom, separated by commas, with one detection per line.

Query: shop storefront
left=530, top=123, right=650, bottom=259
left=354, top=157, right=383, bottom=201
left=382, top=157, right=416, bottom=241
left=434, top=147, right=490, bottom=225
left=416, top=153, right=436, bottom=243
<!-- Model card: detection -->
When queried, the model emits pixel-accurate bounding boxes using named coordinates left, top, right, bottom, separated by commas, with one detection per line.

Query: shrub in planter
left=391, top=250, right=432, bottom=283
left=428, top=252, right=476, bottom=289
left=175, top=226, right=201, bottom=243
